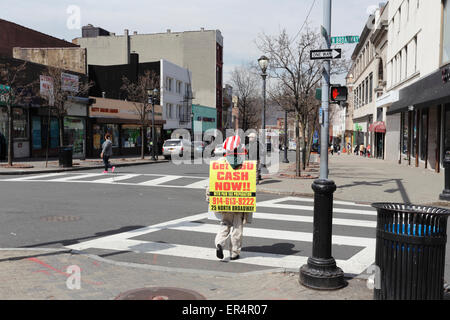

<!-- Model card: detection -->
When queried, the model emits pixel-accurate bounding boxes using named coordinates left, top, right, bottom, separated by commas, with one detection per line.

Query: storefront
left=387, top=66, right=450, bottom=171
left=30, top=97, right=89, bottom=159
left=89, top=97, right=165, bottom=157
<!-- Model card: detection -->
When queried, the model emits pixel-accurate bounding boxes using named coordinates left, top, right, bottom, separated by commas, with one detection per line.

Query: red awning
left=369, top=121, right=386, bottom=133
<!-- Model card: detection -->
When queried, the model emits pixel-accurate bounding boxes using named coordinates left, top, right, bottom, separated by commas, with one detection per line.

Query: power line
left=291, top=0, right=317, bottom=43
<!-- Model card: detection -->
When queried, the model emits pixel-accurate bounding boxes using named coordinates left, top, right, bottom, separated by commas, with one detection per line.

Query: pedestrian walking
left=100, top=133, right=115, bottom=173
left=206, top=135, right=253, bottom=261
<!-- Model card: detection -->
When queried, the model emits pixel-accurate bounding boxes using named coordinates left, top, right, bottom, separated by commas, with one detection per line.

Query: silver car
left=162, top=139, right=191, bottom=159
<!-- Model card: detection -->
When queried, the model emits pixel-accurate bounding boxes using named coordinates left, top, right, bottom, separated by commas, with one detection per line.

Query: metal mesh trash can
left=59, top=146, right=73, bottom=168
left=372, top=203, right=450, bottom=300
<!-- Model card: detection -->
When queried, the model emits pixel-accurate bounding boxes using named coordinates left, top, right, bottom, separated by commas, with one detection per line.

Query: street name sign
left=310, top=49, right=342, bottom=60
left=331, top=36, right=360, bottom=44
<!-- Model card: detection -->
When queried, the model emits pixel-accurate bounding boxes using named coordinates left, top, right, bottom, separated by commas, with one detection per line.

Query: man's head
left=223, top=136, right=247, bottom=169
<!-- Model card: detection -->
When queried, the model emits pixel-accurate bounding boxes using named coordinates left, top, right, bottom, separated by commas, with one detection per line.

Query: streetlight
left=147, top=88, right=159, bottom=161
left=258, top=55, right=269, bottom=174
left=282, top=109, right=289, bottom=163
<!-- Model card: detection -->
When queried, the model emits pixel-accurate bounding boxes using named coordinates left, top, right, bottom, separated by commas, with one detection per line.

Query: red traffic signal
left=330, top=86, right=348, bottom=102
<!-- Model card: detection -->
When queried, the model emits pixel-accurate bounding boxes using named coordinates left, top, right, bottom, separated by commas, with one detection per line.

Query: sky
left=2, top=0, right=382, bottom=84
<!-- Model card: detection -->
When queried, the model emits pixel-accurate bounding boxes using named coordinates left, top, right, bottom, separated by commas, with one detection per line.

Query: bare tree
left=121, top=70, right=160, bottom=159
left=42, top=66, right=93, bottom=148
left=257, top=27, right=349, bottom=176
left=0, top=60, right=34, bottom=166
left=229, top=65, right=262, bottom=131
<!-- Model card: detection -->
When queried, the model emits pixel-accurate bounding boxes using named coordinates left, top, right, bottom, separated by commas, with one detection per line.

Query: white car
left=162, top=139, right=191, bottom=159
left=212, top=144, right=226, bottom=157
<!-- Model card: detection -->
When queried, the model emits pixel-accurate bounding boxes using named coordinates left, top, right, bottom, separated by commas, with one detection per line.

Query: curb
left=0, top=160, right=169, bottom=175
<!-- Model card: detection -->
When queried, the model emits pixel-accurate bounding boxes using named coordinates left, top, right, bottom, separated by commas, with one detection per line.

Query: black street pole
left=283, top=109, right=289, bottom=163
left=152, top=98, right=156, bottom=161
left=299, top=0, right=346, bottom=290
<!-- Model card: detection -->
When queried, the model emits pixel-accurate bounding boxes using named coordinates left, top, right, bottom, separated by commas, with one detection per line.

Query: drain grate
left=115, top=287, right=206, bottom=300
left=40, top=215, right=81, bottom=222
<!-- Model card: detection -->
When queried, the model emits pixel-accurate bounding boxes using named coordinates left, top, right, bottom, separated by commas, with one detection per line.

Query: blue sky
left=2, top=0, right=381, bottom=83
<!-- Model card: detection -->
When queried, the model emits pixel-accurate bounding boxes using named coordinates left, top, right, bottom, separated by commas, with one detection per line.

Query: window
left=414, top=36, right=418, bottom=72
left=420, top=110, right=428, bottom=161
left=444, top=104, right=450, bottom=155
left=398, top=8, right=401, bottom=33
left=369, top=73, right=373, bottom=103
left=166, top=77, right=173, bottom=92
left=177, top=104, right=182, bottom=119
left=407, top=0, right=410, bottom=21
left=12, top=108, right=28, bottom=139
left=176, top=80, right=182, bottom=94
left=401, top=112, right=409, bottom=155
left=443, top=0, right=450, bottom=64
left=166, top=103, right=173, bottom=118
left=404, top=46, right=408, bottom=79
left=185, top=83, right=191, bottom=98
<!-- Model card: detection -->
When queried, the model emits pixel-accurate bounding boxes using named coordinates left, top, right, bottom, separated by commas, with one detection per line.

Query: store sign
left=40, top=75, right=54, bottom=106
left=61, top=73, right=79, bottom=93
left=0, top=84, right=10, bottom=106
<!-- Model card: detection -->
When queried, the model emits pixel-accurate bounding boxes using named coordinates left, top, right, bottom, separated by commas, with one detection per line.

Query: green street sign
left=331, top=36, right=360, bottom=44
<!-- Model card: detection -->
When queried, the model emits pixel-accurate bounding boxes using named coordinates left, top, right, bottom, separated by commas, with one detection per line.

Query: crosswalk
left=66, top=196, right=377, bottom=275
left=1, top=172, right=210, bottom=189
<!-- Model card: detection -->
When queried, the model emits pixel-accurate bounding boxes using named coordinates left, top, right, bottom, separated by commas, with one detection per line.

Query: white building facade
left=383, top=0, right=450, bottom=172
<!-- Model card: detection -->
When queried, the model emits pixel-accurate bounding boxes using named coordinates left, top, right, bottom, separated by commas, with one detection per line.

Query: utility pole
left=299, top=0, right=346, bottom=290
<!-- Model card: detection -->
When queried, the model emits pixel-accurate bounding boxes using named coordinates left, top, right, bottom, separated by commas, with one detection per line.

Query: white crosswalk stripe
left=66, top=196, right=377, bottom=275
left=0, top=172, right=209, bottom=189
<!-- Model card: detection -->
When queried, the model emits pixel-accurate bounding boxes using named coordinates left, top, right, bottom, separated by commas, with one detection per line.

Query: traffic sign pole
left=299, top=0, right=346, bottom=291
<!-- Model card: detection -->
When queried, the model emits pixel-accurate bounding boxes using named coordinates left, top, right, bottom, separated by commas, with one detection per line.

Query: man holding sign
left=206, top=135, right=257, bottom=261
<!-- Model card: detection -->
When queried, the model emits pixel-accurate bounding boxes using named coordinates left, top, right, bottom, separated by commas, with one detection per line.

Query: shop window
left=121, top=124, right=141, bottom=148
left=64, top=117, right=85, bottom=157
left=420, top=110, right=428, bottom=161
left=444, top=104, right=450, bottom=154
left=401, top=112, right=409, bottom=155
left=411, top=110, right=417, bottom=156
left=12, top=108, right=28, bottom=140
left=93, top=124, right=119, bottom=150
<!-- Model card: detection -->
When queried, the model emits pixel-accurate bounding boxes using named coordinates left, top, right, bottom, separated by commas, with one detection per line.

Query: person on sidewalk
left=100, top=133, right=115, bottom=173
left=206, top=136, right=253, bottom=261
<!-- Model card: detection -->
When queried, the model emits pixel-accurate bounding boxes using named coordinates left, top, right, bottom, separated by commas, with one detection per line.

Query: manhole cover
left=40, top=215, right=81, bottom=222
left=115, top=287, right=206, bottom=300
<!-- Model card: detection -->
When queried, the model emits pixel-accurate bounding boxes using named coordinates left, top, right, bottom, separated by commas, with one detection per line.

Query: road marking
left=254, top=212, right=376, bottom=228
left=184, top=179, right=209, bottom=189
left=92, top=174, right=141, bottom=183
left=261, top=196, right=372, bottom=208
left=5, top=173, right=63, bottom=181
left=47, top=173, right=105, bottom=182
left=257, top=202, right=376, bottom=216
left=137, top=175, right=184, bottom=186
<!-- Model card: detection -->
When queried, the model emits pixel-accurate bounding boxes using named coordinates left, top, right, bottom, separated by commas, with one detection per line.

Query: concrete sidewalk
left=258, top=154, right=448, bottom=207
left=0, top=248, right=373, bottom=300
left=0, top=156, right=168, bottom=175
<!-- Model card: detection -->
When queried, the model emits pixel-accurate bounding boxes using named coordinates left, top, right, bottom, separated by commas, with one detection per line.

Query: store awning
left=387, top=66, right=450, bottom=115
left=369, top=121, right=386, bottom=133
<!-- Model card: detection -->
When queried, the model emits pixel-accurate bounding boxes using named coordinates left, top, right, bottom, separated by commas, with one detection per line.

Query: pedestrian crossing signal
left=330, top=86, right=348, bottom=102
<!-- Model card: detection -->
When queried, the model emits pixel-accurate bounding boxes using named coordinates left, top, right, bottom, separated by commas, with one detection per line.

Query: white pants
left=215, top=213, right=244, bottom=258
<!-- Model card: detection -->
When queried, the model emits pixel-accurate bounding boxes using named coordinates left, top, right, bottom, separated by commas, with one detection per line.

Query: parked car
left=193, top=141, right=205, bottom=157
left=162, top=139, right=191, bottom=159
left=288, top=140, right=297, bottom=151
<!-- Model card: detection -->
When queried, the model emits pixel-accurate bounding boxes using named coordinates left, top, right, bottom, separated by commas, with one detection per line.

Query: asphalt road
left=0, top=153, right=448, bottom=285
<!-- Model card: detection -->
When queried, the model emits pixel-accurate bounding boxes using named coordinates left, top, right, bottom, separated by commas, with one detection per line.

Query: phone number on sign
left=211, top=197, right=255, bottom=206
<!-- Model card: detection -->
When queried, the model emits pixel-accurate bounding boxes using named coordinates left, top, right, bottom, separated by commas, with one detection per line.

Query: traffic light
left=330, top=86, right=348, bottom=102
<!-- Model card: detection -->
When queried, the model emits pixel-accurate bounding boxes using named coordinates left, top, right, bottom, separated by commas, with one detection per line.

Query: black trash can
left=59, top=146, right=73, bottom=168
left=372, top=203, right=450, bottom=300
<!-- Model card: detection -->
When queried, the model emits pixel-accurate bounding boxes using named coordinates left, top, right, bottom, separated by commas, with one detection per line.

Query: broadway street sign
left=331, top=36, right=360, bottom=44
left=310, top=49, right=342, bottom=60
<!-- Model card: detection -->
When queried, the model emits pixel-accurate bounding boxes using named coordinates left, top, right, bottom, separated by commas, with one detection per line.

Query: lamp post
left=258, top=55, right=269, bottom=173
left=148, top=88, right=158, bottom=161
left=283, top=109, right=289, bottom=163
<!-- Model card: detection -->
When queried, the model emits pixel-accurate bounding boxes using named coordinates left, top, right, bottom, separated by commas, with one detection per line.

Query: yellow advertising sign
left=209, top=159, right=257, bottom=212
